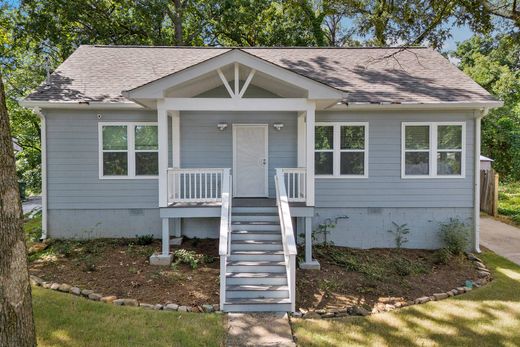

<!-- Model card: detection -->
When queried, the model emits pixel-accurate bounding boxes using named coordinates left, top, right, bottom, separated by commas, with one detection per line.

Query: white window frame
left=98, top=122, right=159, bottom=179
left=315, top=122, right=369, bottom=178
left=401, top=121, right=466, bottom=179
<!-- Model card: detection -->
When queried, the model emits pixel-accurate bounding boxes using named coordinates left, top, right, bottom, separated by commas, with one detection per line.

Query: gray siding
left=45, top=109, right=159, bottom=210
left=313, top=207, right=474, bottom=249
left=180, top=111, right=298, bottom=197
left=315, top=110, right=476, bottom=208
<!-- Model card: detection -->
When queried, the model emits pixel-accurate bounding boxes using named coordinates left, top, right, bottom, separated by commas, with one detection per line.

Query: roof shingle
left=26, top=45, right=495, bottom=104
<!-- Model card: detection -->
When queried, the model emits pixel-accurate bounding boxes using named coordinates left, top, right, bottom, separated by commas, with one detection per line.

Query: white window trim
left=401, top=121, right=466, bottom=179
left=315, top=122, right=369, bottom=178
left=98, top=122, right=159, bottom=179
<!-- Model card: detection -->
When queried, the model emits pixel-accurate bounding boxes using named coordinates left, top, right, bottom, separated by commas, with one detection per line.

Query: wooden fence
left=480, top=169, right=499, bottom=216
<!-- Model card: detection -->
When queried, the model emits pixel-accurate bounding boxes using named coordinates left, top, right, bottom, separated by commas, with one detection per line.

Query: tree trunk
left=0, top=73, right=36, bottom=346
left=173, top=0, right=184, bottom=45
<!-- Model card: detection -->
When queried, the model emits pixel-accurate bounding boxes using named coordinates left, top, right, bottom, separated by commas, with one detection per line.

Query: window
left=99, top=122, right=158, bottom=179
left=315, top=122, right=368, bottom=177
left=402, top=122, right=465, bottom=178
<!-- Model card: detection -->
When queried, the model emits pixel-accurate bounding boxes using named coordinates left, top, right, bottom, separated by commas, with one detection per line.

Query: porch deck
left=168, top=198, right=307, bottom=208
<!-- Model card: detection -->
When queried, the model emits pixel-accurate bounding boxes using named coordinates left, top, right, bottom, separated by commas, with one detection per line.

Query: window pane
left=315, top=126, right=333, bottom=150
left=405, top=126, right=429, bottom=149
left=405, top=152, right=429, bottom=175
left=341, top=126, right=365, bottom=149
left=315, top=152, right=333, bottom=175
left=103, top=126, right=127, bottom=150
left=340, top=152, right=364, bottom=175
left=438, top=125, right=462, bottom=149
left=437, top=152, right=462, bottom=175
left=136, top=152, right=158, bottom=176
left=103, top=152, right=128, bottom=175
left=135, top=125, right=158, bottom=150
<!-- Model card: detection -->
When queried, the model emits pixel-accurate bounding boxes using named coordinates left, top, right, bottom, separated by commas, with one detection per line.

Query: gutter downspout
left=34, top=107, right=48, bottom=240
left=474, top=108, right=489, bottom=253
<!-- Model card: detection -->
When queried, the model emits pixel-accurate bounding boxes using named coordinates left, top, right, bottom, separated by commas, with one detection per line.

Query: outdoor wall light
left=217, top=122, right=228, bottom=131
left=273, top=123, right=284, bottom=131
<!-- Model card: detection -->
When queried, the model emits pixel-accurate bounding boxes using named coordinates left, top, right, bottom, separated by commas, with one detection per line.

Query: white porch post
left=162, top=218, right=169, bottom=256
left=297, top=112, right=306, bottom=167
left=158, top=101, right=169, bottom=207
left=300, top=216, right=320, bottom=270
left=171, top=111, right=180, bottom=168
left=305, top=102, right=315, bottom=206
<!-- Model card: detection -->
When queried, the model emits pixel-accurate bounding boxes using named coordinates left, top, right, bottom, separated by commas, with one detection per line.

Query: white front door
left=233, top=124, right=268, bottom=197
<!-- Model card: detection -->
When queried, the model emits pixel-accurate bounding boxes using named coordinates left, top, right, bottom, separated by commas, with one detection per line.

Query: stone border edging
left=293, top=252, right=493, bottom=319
left=29, top=276, right=220, bottom=314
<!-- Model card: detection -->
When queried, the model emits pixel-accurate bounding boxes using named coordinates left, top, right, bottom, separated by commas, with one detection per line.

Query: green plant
left=439, top=218, right=470, bottom=257
left=135, top=234, right=154, bottom=246
left=391, top=257, right=427, bottom=276
left=435, top=247, right=452, bottom=265
left=54, top=241, right=73, bottom=258
left=82, top=256, right=97, bottom=272
left=172, top=249, right=207, bottom=269
left=299, top=215, right=348, bottom=246
left=387, top=222, right=410, bottom=249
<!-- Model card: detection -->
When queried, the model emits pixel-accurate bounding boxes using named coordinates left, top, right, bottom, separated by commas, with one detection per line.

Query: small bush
left=391, top=257, right=428, bottom=276
left=135, top=234, right=154, bottom=246
left=435, top=247, right=452, bottom=265
left=54, top=242, right=73, bottom=258
left=440, top=218, right=470, bottom=256
left=82, top=256, right=96, bottom=272
left=387, top=222, right=410, bottom=249
left=172, top=249, right=207, bottom=269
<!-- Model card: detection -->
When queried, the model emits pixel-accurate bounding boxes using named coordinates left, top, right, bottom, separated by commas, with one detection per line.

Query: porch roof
left=25, top=45, right=498, bottom=106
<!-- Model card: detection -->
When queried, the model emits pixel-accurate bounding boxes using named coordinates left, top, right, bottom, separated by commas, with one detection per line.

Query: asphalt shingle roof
left=26, top=45, right=496, bottom=104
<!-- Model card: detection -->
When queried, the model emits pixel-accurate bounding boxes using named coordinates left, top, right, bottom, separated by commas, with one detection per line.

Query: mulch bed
left=296, top=246, right=480, bottom=312
left=29, top=238, right=220, bottom=306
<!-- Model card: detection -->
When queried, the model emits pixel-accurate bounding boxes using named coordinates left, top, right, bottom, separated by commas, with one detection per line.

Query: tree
left=0, top=72, right=36, bottom=346
left=454, top=34, right=520, bottom=180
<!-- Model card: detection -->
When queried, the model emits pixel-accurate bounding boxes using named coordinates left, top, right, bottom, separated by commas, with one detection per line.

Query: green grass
left=498, top=181, right=520, bottom=225
left=33, top=286, right=226, bottom=347
left=292, top=251, right=520, bottom=347
left=24, top=212, right=42, bottom=246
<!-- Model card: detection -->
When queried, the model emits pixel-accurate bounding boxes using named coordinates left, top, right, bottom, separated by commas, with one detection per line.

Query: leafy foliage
left=135, top=234, right=154, bottom=246
left=439, top=218, right=470, bottom=257
left=387, top=222, right=410, bottom=249
left=172, top=249, right=214, bottom=269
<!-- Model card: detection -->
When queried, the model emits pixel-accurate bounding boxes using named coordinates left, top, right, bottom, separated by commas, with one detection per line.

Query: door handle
left=259, top=158, right=267, bottom=166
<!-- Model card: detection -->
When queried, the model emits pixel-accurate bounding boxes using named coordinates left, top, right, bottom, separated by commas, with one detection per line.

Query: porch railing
left=218, top=169, right=232, bottom=311
left=167, top=168, right=225, bottom=204
left=274, top=169, right=297, bottom=313
left=279, top=168, right=306, bottom=202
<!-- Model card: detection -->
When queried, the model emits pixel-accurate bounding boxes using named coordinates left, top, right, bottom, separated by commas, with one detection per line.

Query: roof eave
left=19, top=99, right=144, bottom=110
left=328, top=100, right=504, bottom=111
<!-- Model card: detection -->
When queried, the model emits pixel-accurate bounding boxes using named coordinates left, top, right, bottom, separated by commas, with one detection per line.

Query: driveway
left=480, top=216, right=520, bottom=265
left=22, top=196, right=42, bottom=214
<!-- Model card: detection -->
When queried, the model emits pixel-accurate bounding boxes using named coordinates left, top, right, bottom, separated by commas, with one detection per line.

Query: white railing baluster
left=166, top=168, right=228, bottom=204
left=278, top=168, right=306, bottom=203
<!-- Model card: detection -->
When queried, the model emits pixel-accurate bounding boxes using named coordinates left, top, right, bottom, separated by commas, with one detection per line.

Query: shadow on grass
left=292, top=252, right=520, bottom=347
left=33, top=287, right=226, bottom=347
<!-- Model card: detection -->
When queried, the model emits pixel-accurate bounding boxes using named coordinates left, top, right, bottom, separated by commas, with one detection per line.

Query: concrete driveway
left=480, top=217, right=520, bottom=265
left=22, top=196, right=42, bottom=214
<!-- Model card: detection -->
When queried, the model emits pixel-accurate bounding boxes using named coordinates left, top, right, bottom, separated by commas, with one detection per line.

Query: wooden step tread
left=232, top=212, right=278, bottom=216
left=232, top=221, right=280, bottom=225
left=227, top=261, right=285, bottom=266
left=226, top=272, right=287, bottom=278
left=231, top=230, right=280, bottom=234
left=224, top=298, right=291, bottom=304
left=227, top=285, right=289, bottom=291
left=231, top=250, right=284, bottom=255
left=231, top=240, right=282, bottom=245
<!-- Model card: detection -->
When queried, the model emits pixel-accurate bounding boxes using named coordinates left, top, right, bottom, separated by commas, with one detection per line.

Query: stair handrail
left=219, top=168, right=232, bottom=311
left=275, top=168, right=297, bottom=313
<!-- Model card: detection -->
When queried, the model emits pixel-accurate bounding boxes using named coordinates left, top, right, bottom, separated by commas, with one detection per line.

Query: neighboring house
left=12, top=138, right=22, bottom=153
left=480, top=155, right=494, bottom=171
left=21, top=46, right=502, bottom=312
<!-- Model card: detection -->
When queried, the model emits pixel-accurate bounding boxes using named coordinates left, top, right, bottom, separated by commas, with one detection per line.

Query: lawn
left=292, top=251, right=520, bottom=347
left=498, top=181, right=520, bottom=225
left=33, top=286, right=226, bottom=347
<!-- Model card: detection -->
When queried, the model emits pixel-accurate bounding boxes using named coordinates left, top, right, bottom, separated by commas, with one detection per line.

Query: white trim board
left=232, top=124, right=269, bottom=197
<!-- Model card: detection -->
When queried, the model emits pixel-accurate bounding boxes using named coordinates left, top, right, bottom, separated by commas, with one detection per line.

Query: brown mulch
left=296, top=246, right=480, bottom=311
left=29, top=238, right=220, bottom=306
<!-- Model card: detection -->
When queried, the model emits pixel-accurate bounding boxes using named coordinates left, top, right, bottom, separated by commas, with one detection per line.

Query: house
left=21, top=46, right=502, bottom=312
left=480, top=155, right=494, bottom=171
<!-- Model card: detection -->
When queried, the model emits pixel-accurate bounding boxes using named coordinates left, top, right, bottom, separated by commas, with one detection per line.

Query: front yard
left=498, top=181, right=520, bottom=226
left=292, top=251, right=520, bottom=346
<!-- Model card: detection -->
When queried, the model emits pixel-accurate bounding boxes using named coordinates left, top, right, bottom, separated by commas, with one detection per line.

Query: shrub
left=135, top=234, right=154, bottom=246
left=387, top=222, right=410, bottom=249
left=172, top=249, right=210, bottom=269
left=439, top=218, right=470, bottom=256
left=435, top=247, right=452, bottom=265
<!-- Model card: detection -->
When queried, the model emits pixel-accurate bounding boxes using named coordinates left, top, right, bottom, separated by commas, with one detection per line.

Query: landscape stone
left=352, top=306, right=371, bottom=316
left=321, top=312, right=335, bottom=318
left=154, top=304, right=163, bottom=310
left=165, top=304, right=179, bottom=311
left=303, top=311, right=321, bottom=319
left=122, top=299, right=139, bottom=306
left=433, top=293, right=449, bottom=301
left=212, top=304, right=220, bottom=312
left=291, top=312, right=303, bottom=318
left=29, top=275, right=43, bottom=286
left=335, top=312, right=350, bottom=317
left=415, top=296, right=430, bottom=304
left=88, top=293, right=102, bottom=301
left=178, top=306, right=188, bottom=312
left=81, top=289, right=93, bottom=297
left=139, top=303, right=154, bottom=309
left=100, top=295, right=117, bottom=303
left=315, top=309, right=327, bottom=314
left=113, top=299, right=125, bottom=306
left=70, top=287, right=81, bottom=295
left=202, top=304, right=214, bottom=313
left=478, top=270, right=490, bottom=278
left=58, top=283, right=71, bottom=292
left=42, top=282, right=51, bottom=289
left=50, top=283, right=60, bottom=290
left=464, top=287, right=472, bottom=292
left=456, top=287, right=466, bottom=294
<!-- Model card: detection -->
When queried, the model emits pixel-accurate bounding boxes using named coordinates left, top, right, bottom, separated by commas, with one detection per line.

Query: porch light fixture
left=273, top=123, right=284, bottom=131
left=217, top=122, right=228, bottom=131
